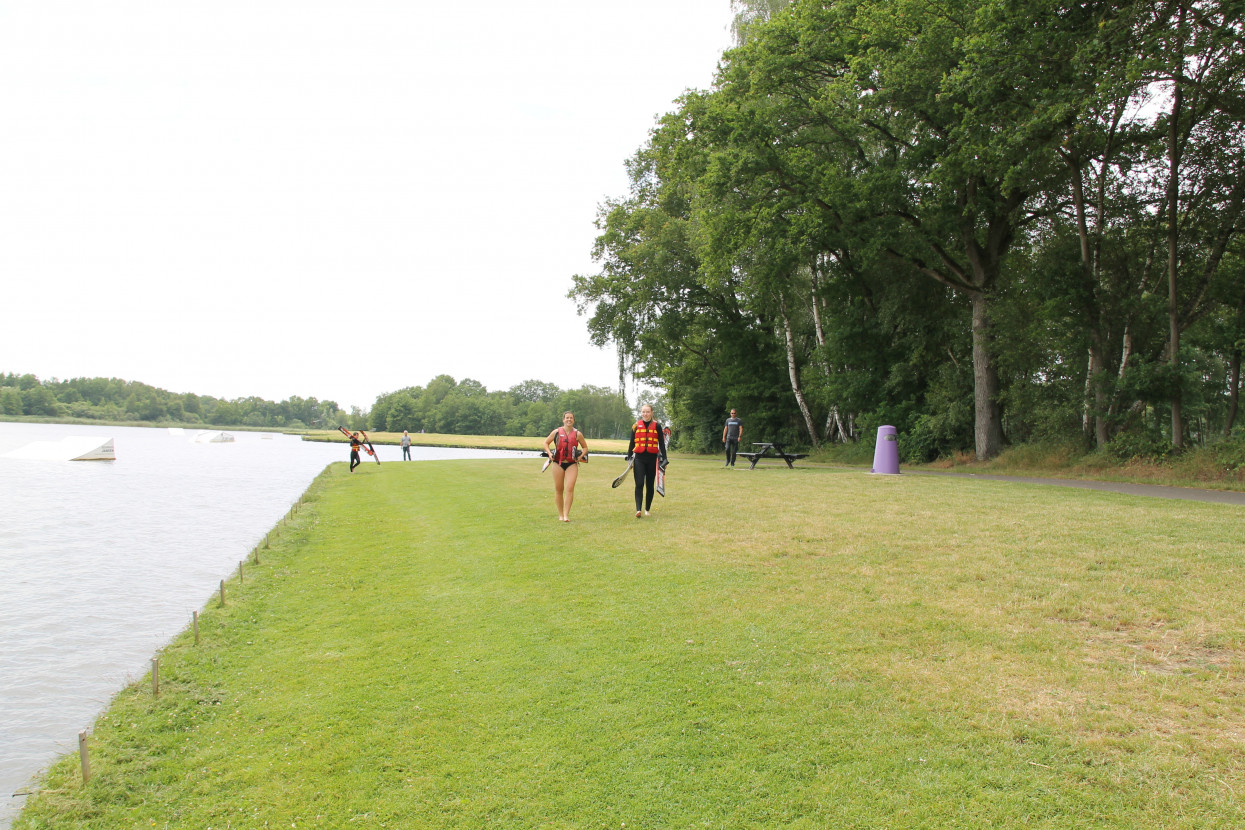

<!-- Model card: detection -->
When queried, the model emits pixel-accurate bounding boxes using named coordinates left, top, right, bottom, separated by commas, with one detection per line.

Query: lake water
left=0, top=423, right=528, bottom=828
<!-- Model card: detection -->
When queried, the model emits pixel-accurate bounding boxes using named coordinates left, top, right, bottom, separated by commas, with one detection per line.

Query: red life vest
left=633, top=419, right=660, bottom=454
left=553, top=427, right=579, bottom=463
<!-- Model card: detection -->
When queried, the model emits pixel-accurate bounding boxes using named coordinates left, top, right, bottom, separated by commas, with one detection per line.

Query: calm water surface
left=0, top=423, right=526, bottom=827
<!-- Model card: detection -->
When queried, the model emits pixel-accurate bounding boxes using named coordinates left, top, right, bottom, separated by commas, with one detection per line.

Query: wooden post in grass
left=193, top=611, right=199, bottom=645
left=239, top=560, right=244, bottom=584
left=151, top=657, right=159, bottom=698
left=78, top=731, right=91, bottom=782
left=219, top=580, right=226, bottom=606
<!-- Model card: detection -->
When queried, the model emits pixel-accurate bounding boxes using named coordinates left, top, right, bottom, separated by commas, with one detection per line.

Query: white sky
left=0, top=1, right=736, bottom=411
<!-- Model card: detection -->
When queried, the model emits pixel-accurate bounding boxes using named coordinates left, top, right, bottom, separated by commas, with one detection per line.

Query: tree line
left=572, top=0, right=1245, bottom=461
left=368, top=375, right=639, bottom=440
left=0, top=373, right=348, bottom=430
left=0, top=372, right=641, bottom=441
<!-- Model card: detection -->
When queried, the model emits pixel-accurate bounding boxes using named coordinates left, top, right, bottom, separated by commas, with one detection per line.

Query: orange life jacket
left=553, top=427, right=579, bottom=463
left=633, top=419, right=660, bottom=454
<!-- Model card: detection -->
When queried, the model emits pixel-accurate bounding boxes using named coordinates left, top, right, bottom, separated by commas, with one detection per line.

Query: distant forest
left=368, top=375, right=639, bottom=440
left=0, top=373, right=641, bottom=440
left=0, top=373, right=349, bottom=429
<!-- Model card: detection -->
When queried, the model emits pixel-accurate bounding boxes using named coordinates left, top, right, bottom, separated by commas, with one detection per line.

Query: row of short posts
left=76, top=492, right=307, bottom=784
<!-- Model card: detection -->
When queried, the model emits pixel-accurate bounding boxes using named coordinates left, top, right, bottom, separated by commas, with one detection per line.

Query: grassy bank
left=13, top=413, right=1245, bottom=492
left=16, top=458, right=1245, bottom=828
left=812, top=439, right=1245, bottom=493
left=303, top=429, right=632, bottom=455
left=929, top=441, right=1245, bottom=492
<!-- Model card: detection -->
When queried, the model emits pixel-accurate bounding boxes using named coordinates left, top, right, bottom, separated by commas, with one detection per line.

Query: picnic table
left=735, top=442, right=808, bottom=470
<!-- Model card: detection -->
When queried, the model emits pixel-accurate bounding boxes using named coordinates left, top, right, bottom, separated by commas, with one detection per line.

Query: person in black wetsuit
left=626, top=404, right=667, bottom=518
left=349, top=432, right=363, bottom=472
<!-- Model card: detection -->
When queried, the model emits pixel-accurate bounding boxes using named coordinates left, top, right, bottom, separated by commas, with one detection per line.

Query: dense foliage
left=369, top=375, right=635, bottom=440
left=0, top=373, right=347, bottom=429
left=573, top=0, right=1245, bottom=461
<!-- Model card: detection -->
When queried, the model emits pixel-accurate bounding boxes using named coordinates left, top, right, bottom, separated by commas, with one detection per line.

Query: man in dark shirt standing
left=722, top=408, right=743, bottom=467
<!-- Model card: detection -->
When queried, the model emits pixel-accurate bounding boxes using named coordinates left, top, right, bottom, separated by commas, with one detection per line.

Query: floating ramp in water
left=2, top=436, right=116, bottom=461
left=192, top=431, right=235, bottom=443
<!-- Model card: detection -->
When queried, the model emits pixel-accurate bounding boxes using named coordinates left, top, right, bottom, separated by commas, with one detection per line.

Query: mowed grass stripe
left=16, top=458, right=1245, bottom=829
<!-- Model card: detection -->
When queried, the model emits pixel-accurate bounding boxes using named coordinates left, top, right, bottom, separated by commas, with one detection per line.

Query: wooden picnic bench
left=736, top=442, right=809, bottom=470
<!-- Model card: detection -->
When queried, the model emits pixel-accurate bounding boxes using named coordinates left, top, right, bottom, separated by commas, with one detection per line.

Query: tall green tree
left=1137, top=0, right=1245, bottom=447
left=713, top=0, right=1118, bottom=458
left=572, top=130, right=802, bottom=449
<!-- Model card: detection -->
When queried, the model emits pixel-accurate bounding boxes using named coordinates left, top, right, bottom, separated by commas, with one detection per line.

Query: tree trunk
left=1119, top=326, right=1134, bottom=378
left=1227, top=292, right=1245, bottom=435
left=1088, top=335, right=1109, bottom=448
left=1083, top=350, right=1093, bottom=436
left=825, top=405, right=849, bottom=443
left=780, top=292, right=819, bottom=446
left=1227, top=350, right=1241, bottom=436
left=810, top=257, right=848, bottom=443
left=809, top=260, right=827, bottom=349
left=1167, top=4, right=1186, bottom=450
left=1068, top=153, right=1110, bottom=447
left=971, top=293, right=1004, bottom=460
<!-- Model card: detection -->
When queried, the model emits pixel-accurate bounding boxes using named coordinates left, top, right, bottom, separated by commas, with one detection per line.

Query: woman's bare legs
left=551, top=465, right=567, bottom=520
left=551, top=464, right=580, bottom=521
left=560, top=463, right=579, bottom=521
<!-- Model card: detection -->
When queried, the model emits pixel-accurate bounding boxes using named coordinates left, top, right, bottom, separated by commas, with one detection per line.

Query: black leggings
left=633, top=453, right=659, bottom=511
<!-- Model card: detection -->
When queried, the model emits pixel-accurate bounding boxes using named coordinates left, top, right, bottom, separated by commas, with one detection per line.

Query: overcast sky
left=0, top=1, right=736, bottom=411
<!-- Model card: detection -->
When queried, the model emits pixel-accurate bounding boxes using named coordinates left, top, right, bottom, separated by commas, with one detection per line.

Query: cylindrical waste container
left=871, top=425, right=900, bottom=474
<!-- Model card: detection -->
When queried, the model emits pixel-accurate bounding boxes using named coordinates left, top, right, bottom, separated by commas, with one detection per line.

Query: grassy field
left=15, top=458, right=1245, bottom=828
left=318, top=430, right=1245, bottom=493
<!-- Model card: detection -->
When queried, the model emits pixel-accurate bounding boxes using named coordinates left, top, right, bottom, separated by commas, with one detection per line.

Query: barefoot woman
left=543, top=411, right=589, bottom=522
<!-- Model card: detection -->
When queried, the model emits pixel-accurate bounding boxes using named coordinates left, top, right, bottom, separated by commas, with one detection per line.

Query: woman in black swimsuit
left=543, top=411, right=589, bottom=522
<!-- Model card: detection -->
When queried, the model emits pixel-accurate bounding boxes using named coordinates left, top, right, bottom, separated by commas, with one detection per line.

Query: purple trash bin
left=871, top=425, right=900, bottom=474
